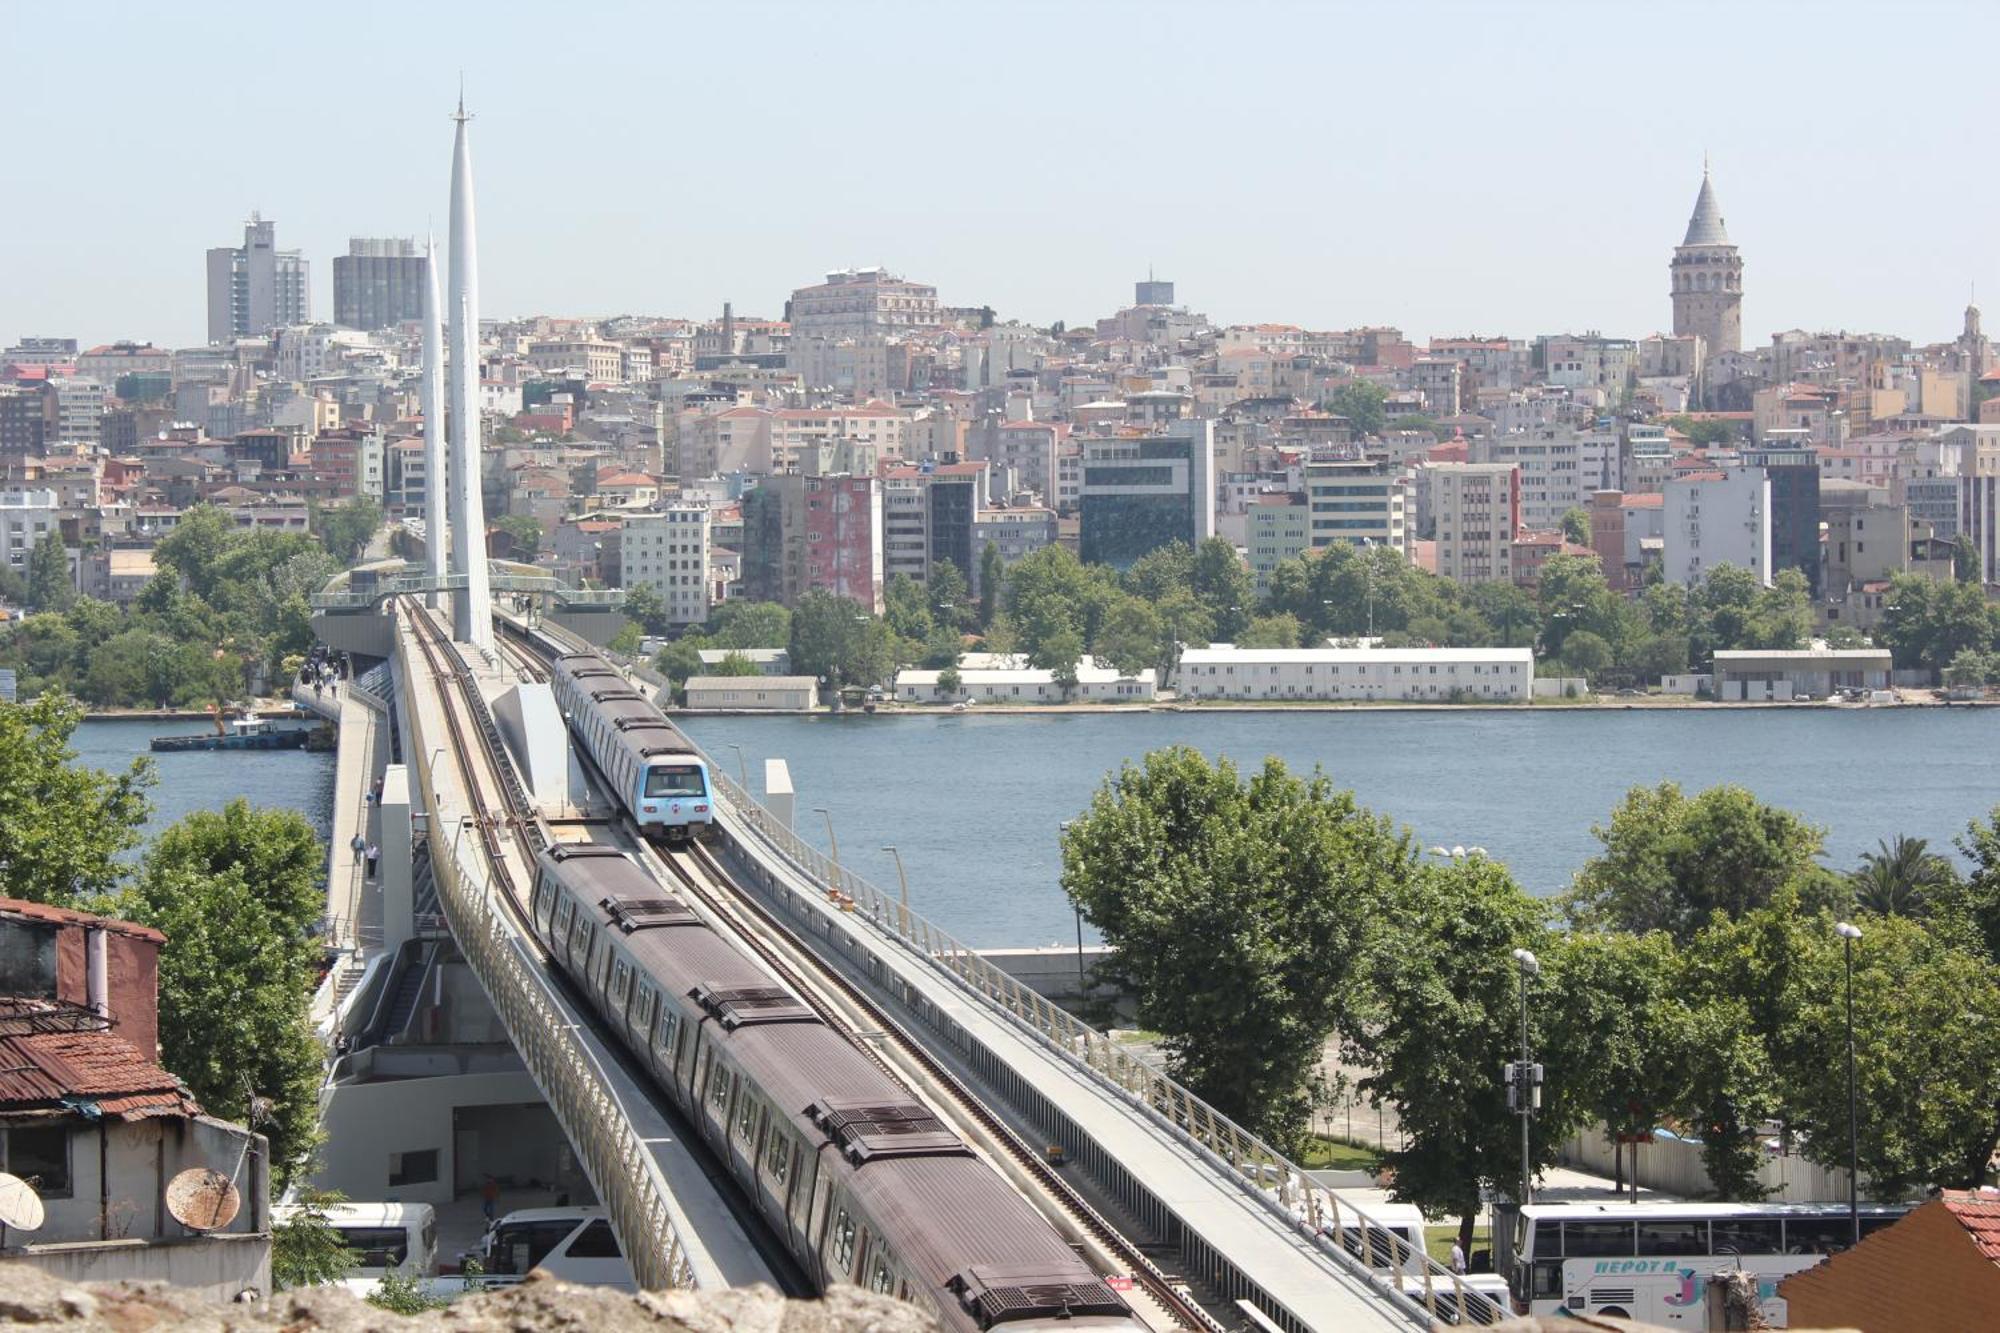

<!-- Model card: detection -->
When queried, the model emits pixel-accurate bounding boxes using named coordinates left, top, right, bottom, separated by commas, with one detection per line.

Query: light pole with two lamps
left=882, top=845, right=911, bottom=935
left=1510, top=946, right=1541, bottom=1214
left=1836, top=919, right=1863, bottom=1248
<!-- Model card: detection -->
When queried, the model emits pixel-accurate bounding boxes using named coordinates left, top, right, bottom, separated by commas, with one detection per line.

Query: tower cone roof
left=1682, top=168, right=1731, bottom=247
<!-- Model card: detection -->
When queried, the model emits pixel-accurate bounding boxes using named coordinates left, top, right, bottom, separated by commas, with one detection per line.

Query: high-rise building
left=621, top=505, right=712, bottom=627
left=1664, top=466, right=1770, bottom=587
left=1741, top=445, right=1822, bottom=594
left=741, top=473, right=884, bottom=611
left=1078, top=421, right=1216, bottom=569
left=1670, top=166, right=1743, bottom=358
left=1135, top=275, right=1176, bottom=307
left=205, top=214, right=310, bottom=342
left=332, top=238, right=427, bottom=330
left=1429, top=462, right=1520, bottom=584
left=786, top=267, right=938, bottom=340
left=1303, top=453, right=1407, bottom=554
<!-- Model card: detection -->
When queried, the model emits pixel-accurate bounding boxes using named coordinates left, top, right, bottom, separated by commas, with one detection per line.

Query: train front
left=638, top=755, right=714, bottom=839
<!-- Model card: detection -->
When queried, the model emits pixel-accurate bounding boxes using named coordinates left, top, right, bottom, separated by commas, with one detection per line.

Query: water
left=683, top=709, right=2000, bottom=947
left=72, top=718, right=338, bottom=849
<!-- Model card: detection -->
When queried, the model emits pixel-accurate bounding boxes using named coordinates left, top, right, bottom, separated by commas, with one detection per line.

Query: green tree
left=146, top=799, right=326, bottom=963
left=712, top=650, right=761, bottom=677
left=1238, top=612, right=1304, bottom=649
left=622, top=584, right=668, bottom=636
left=927, top=559, right=972, bottom=631
left=1191, top=537, right=1254, bottom=642
left=155, top=505, right=236, bottom=600
left=0, top=693, right=154, bottom=906
left=313, top=497, right=383, bottom=564
left=492, top=514, right=544, bottom=558
left=1063, top=747, right=1413, bottom=1150
left=608, top=619, right=643, bottom=656
left=1123, top=542, right=1196, bottom=604
left=1953, top=533, right=1981, bottom=584
left=1091, top=597, right=1161, bottom=678
left=121, top=863, right=324, bottom=1188
left=789, top=590, right=893, bottom=690
left=0, top=558, right=27, bottom=607
left=1560, top=629, right=1613, bottom=680
left=977, top=542, right=1004, bottom=628
left=1346, top=855, right=1567, bottom=1248
left=1745, top=568, right=1813, bottom=651
left=27, top=531, right=73, bottom=613
left=273, top=1188, right=360, bottom=1288
left=652, top=637, right=707, bottom=701
left=1033, top=627, right=1085, bottom=698
left=1936, top=809, right=2000, bottom=967
left=1848, top=835, right=1957, bottom=918
left=1943, top=647, right=1991, bottom=690
left=369, top=1269, right=450, bottom=1314
left=1563, top=783, right=1827, bottom=942
left=1326, top=381, right=1388, bottom=436
left=935, top=663, right=962, bottom=698
left=707, top=600, right=789, bottom=649
left=1665, top=415, right=1738, bottom=446
left=883, top=574, right=934, bottom=645
left=1559, top=507, right=1593, bottom=546
left=1877, top=572, right=1997, bottom=674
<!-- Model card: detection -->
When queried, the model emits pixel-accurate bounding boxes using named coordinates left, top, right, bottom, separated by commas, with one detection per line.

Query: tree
left=1560, top=629, right=1612, bottom=680
left=789, top=590, right=892, bottom=690
left=883, top=574, right=934, bottom=645
left=1091, top=597, right=1161, bottom=679
left=1954, top=533, right=1981, bottom=584
left=26, top=531, right=73, bottom=612
left=608, top=620, right=643, bottom=656
left=0, top=558, right=27, bottom=607
left=492, top=514, right=544, bottom=558
left=273, top=1187, right=360, bottom=1288
left=1936, top=809, right=2000, bottom=967
left=1944, top=648, right=1991, bottom=690
left=621, top=584, right=668, bottom=637
left=1191, top=537, right=1254, bottom=642
left=155, top=505, right=236, bottom=600
left=707, top=600, right=789, bottom=649
left=1559, top=507, right=1593, bottom=546
left=121, top=863, right=324, bottom=1188
left=652, top=637, right=707, bottom=701
left=1063, top=748, right=1413, bottom=1150
left=936, top=664, right=962, bottom=699
left=1877, top=572, right=1998, bottom=674
left=313, top=497, right=383, bottom=564
left=1033, top=627, right=1085, bottom=698
left=712, top=651, right=761, bottom=677
left=977, top=542, right=1004, bottom=628
left=1563, top=783, right=1827, bottom=942
left=928, top=559, right=972, bottom=631
left=1238, top=612, right=1304, bottom=649
left=1848, top=835, right=1957, bottom=918
left=1326, top=381, right=1388, bottom=437
left=1346, top=855, right=1567, bottom=1248
left=0, top=693, right=154, bottom=906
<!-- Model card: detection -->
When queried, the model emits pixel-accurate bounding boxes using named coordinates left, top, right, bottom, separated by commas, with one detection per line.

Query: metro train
left=547, top=649, right=713, bottom=841
left=529, top=842, right=1144, bottom=1333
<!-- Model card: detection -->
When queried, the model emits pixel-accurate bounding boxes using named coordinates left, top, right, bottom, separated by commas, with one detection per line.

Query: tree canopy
left=0, top=692, right=154, bottom=906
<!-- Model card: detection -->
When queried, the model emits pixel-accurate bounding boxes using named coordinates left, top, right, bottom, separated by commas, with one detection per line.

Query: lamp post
left=727, top=743, right=748, bottom=788
left=882, top=845, right=911, bottom=934
left=813, top=807, right=840, bottom=886
left=1060, top=819, right=1086, bottom=990
left=1836, top=919, right=1862, bottom=1248
left=1511, top=947, right=1541, bottom=1211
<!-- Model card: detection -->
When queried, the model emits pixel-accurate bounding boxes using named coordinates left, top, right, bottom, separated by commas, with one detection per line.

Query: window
left=1710, top=1217, right=1782, bottom=1255
left=831, top=1208, right=857, bottom=1269
left=1784, top=1217, right=1851, bottom=1254
left=388, top=1148, right=439, bottom=1186
left=1563, top=1221, right=1635, bottom=1257
left=567, top=1220, right=624, bottom=1259
left=3, top=1126, right=70, bottom=1197
left=1637, top=1219, right=1707, bottom=1255
left=334, top=1226, right=411, bottom=1269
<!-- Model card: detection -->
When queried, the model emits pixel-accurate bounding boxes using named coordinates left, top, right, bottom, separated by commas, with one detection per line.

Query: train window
left=830, top=1209, right=857, bottom=1270
left=611, top=960, right=630, bottom=1007
left=645, top=764, right=706, bottom=798
left=736, top=1093, right=758, bottom=1142
left=555, top=897, right=575, bottom=933
left=636, top=987, right=655, bottom=1032
left=655, top=1009, right=679, bottom=1060
left=710, top=1066, right=732, bottom=1113
left=768, top=1130, right=791, bottom=1186
left=869, top=1254, right=894, bottom=1295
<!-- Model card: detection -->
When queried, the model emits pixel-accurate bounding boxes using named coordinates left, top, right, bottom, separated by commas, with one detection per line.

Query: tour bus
left=1512, top=1200, right=1912, bottom=1325
left=273, top=1201, right=438, bottom=1295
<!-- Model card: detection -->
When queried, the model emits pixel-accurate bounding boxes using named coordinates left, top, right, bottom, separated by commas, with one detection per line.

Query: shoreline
left=673, top=695, right=1983, bottom=718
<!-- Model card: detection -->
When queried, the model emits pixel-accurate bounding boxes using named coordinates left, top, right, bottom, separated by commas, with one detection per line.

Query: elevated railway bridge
left=344, top=594, right=1499, bottom=1331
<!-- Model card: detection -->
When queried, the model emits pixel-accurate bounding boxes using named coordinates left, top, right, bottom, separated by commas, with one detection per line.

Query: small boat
left=151, top=715, right=311, bottom=753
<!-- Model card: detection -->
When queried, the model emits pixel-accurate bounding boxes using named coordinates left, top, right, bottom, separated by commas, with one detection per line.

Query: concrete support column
left=380, top=764, right=414, bottom=956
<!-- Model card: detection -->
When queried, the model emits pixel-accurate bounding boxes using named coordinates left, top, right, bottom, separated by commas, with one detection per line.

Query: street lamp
left=1836, top=919, right=1863, bottom=1247
left=882, top=846, right=911, bottom=934
left=727, top=743, right=748, bottom=788
left=813, top=807, right=840, bottom=885
left=1061, top=819, right=1086, bottom=991
left=1510, top=947, right=1541, bottom=1212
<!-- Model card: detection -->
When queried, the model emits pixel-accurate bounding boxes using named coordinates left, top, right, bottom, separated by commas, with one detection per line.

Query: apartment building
left=1302, top=454, right=1405, bottom=554
left=622, top=504, right=712, bottom=626
left=1248, top=493, right=1311, bottom=594
left=1663, top=466, right=1770, bottom=586
left=1428, top=463, right=1519, bottom=583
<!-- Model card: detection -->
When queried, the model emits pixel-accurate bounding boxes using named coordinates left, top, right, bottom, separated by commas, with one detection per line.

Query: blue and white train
left=548, top=650, right=713, bottom=841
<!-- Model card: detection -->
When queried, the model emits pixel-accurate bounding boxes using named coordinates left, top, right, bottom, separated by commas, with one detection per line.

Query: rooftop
left=1941, top=1188, right=2000, bottom=1265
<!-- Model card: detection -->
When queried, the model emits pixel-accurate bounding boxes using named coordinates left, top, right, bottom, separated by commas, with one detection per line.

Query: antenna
left=165, top=1167, right=242, bottom=1232
left=0, top=1171, right=46, bottom=1233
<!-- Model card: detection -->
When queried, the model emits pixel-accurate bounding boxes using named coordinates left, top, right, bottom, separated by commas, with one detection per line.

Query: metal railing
left=313, top=570, right=625, bottom=611
left=399, top=627, right=701, bottom=1291
left=708, top=766, right=1507, bottom=1327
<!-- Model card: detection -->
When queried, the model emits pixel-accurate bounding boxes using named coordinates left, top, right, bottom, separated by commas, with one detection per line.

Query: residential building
left=527, top=336, right=623, bottom=383
left=1473, top=427, right=1613, bottom=532
left=970, top=507, right=1056, bottom=593
left=881, top=474, right=930, bottom=584
left=1247, top=493, right=1311, bottom=595
left=1663, top=467, right=1771, bottom=586
left=740, top=473, right=884, bottom=612
left=0, top=386, right=46, bottom=456
left=786, top=267, right=938, bottom=340
left=1510, top=531, right=1595, bottom=588
left=1740, top=445, right=1822, bottom=593
left=206, top=213, right=310, bottom=341
left=1429, top=463, right=1519, bottom=584
left=1078, top=422, right=1216, bottom=569
left=0, top=898, right=271, bottom=1300
left=621, top=504, right=711, bottom=626
left=1177, top=646, right=1534, bottom=702
left=0, top=489, right=60, bottom=576
left=50, top=377, right=105, bottom=449
left=1670, top=166, right=1743, bottom=358
left=331, top=238, right=427, bottom=331
left=1823, top=501, right=1954, bottom=632
left=1779, top=1189, right=2000, bottom=1333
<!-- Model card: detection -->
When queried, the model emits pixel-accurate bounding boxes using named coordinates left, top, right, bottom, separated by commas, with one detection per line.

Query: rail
left=398, top=603, right=701, bottom=1290
left=707, top=764, right=1506, bottom=1327
left=313, top=571, right=625, bottom=611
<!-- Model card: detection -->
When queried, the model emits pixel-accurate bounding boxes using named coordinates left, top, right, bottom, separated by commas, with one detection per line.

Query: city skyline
left=6, top=0, right=1999, bottom=347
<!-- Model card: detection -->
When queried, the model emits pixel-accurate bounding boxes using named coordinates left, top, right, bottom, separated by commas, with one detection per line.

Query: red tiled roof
left=1941, top=1189, right=2000, bottom=1265
left=1622, top=493, right=1665, bottom=509
left=0, top=899, right=163, bottom=944
left=0, top=1019, right=200, bottom=1121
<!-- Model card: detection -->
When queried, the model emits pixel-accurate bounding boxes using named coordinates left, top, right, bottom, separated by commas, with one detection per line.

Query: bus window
left=1784, top=1218, right=1850, bottom=1255
left=567, top=1220, right=623, bottom=1259
left=1637, top=1219, right=1708, bottom=1256
left=1710, top=1217, right=1782, bottom=1255
left=1533, top=1219, right=1562, bottom=1257
left=1563, top=1221, right=1636, bottom=1257
left=334, top=1226, right=410, bottom=1270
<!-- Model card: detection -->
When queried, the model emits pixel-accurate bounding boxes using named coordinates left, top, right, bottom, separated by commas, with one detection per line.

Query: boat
left=151, top=714, right=312, bottom=753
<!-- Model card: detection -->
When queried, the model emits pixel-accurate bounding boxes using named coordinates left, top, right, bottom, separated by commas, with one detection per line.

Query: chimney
left=86, top=926, right=108, bottom=1021
left=722, top=302, right=735, bottom=355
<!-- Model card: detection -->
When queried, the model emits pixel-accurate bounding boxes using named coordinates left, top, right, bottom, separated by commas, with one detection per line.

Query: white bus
left=273, top=1201, right=437, bottom=1297
left=1512, top=1200, right=1912, bottom=1326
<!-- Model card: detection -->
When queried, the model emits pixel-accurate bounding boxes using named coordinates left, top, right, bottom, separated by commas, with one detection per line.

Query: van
left=274, top=1201, right=437, bottom=1294
left=1322, top=1201, right=1430, bottom=1279
left=476, top=1206, right=636, bottom=1290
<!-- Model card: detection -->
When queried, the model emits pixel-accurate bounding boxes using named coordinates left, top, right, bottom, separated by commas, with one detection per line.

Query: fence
left=1561, top=1125, right=1860, bottom=1202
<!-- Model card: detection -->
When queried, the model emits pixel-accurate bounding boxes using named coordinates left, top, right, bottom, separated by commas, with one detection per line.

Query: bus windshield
left=645, top=764, right=705, bottom=798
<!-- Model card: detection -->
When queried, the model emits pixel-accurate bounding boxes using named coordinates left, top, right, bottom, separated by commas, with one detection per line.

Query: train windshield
left=645, top=764, right=706, bottom=797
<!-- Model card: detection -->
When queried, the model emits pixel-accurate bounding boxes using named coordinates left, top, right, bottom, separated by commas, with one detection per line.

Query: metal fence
left=399, top=631, right=702, bottom=1291
left=706, top=766, right=1507, bottom=1327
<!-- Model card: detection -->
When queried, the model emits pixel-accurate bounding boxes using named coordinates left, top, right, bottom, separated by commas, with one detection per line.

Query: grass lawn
left=1298, top=1135, right=1383, bottom=1171
left=1426, top=1225, right=1491, bottom=1267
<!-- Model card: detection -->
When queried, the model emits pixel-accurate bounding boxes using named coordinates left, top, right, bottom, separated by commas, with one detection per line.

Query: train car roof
left=841, top=1153, right=1105, bottom=1291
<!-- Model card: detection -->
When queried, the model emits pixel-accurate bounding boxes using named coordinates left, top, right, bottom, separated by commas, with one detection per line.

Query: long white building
left=1177, top=646, right=1535, bottom=702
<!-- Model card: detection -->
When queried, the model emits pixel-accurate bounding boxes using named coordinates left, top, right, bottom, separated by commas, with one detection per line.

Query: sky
left=5, top=0, right=1998, bottom=351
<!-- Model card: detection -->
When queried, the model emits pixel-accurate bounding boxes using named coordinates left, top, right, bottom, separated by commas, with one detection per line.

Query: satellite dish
left=166, top=1167, right=241, bottom=1232
left=0, top=1172, right=45, bottom=1232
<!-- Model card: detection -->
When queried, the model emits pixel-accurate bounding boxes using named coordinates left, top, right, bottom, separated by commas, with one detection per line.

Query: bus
left=1512, top=1200, right=1912, bottom=1326
left=273, top=1201, right=437, bottom=1297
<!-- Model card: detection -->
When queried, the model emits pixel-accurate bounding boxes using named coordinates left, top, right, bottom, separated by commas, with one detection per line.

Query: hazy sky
left=6, top=0, right=1997, bottom=350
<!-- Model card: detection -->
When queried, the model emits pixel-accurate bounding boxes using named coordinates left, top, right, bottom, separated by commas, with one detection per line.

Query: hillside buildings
left=205, top=213, right=309, bottom=342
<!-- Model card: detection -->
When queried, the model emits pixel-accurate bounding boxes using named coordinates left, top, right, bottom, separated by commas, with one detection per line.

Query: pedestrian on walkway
left=350, top=833, right=366, bottom=856
left=371, top=776, right=384, bottom=804
left=481, top=1175, right=500, bottom=1222
left=365, top=844, right=380, bottom=879
left=1450, top=1238, right=1467, bottom=1275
